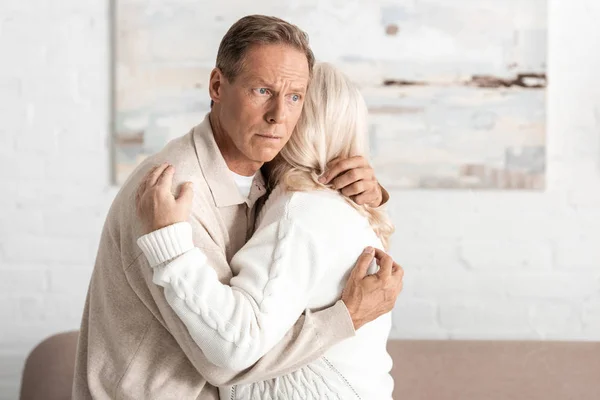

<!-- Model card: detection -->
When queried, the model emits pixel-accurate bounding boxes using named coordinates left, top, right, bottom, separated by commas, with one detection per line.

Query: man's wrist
left=341, top=298, right=363, bottom=330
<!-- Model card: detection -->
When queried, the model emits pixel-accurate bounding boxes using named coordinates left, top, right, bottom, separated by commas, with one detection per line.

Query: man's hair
left=214, top=15, right=315, bottom=89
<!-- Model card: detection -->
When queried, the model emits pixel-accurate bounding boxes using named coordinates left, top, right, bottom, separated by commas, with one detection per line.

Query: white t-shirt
left=229, top=170, right=256, bottom=199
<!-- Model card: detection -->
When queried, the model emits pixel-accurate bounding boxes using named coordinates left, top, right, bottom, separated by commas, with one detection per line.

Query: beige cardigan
left=72, top=115, right=355, bottom=399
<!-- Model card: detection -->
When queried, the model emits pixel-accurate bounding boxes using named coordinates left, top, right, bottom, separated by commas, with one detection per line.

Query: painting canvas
left=113, top=0, right=547, bottom=189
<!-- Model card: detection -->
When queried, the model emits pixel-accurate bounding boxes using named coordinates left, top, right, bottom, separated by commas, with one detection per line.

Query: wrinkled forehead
left=236, top=44, right=310, bottom=89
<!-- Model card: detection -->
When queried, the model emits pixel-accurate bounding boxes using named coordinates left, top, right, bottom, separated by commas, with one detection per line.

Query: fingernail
left=318, top=176, right=326, bottom=184
left=363, top=246, right=374, bottom=254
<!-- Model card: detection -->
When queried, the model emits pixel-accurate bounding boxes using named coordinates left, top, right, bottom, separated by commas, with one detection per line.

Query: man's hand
left=341, top=247, right=404, bottom=330
left=318, top=156, right=387, bottom=207
left=136, top=163, right=194, bottom=234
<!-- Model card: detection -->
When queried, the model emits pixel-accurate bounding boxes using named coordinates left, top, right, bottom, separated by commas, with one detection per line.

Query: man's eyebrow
left=290, top=85, right=307, bottom=93
left=247, top=79, right=306, bottom=93
left=249, top=78, right=274, bottom=87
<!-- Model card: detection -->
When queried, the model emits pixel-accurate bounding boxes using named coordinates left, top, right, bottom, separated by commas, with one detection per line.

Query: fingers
left=328, top=157, right=341, bottom=167
left=176, top=181, right=194, bottom=206
left=392, top=261, right=404, bottom=278
left=157, top=164, right=175, bottom=188
left=135, top=184, right=143, bottom=212
left=331, top=168, right=373, bottom=190
left=319, top=156, right=369, bottom=184
left=137, top=162, right=175, bottom=208
left=341, top=179, right=380, bottom=198
left=392, top=263, right=404, bottom=290
left=140, top=164, right=159, bottom=192
left=136, top=165, right=159, bottom=206
left=353, top=190, right=380, bottom=206
left=337, top=175, right=368, bottom=195
left=317, top=157, right=340, bottom=183
left=329, top=156, right=368, bottom=170
left=375, top=251, right=394, bottom=280
left=349, top=247, right=375, bottom=281
left=148, top=162, right=170, bottom=187
left=373, top=248, right=388, bottom=261
left=136, top=178, right=147, bottom=206
left=391, top=260, right=404, bottom=297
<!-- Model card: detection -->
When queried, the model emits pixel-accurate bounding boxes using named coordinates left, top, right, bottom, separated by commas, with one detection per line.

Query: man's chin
left=255, top=150, right=281, bottom=163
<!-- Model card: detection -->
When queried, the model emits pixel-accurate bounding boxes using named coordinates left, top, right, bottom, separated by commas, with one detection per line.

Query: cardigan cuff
left=136, top=222, right=195, bottom=268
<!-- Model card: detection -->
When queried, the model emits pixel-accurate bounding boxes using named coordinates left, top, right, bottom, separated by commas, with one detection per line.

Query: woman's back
left=224, top=185, right=394, bottom=399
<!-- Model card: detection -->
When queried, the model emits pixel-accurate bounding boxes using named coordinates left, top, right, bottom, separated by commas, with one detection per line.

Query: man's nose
left=265, top=96, right=286, bottom=124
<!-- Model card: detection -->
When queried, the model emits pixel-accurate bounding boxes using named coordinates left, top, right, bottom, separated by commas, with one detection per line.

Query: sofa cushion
left=388, top=340, right=600, bottom=400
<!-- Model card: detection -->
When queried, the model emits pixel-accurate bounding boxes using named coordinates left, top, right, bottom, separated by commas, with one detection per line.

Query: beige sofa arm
left=20, top=331, right=79, bottom=400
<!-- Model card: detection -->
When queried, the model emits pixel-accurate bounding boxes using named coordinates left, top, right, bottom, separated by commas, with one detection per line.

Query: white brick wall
left=0, top=1, right=116, bottom=398
left=0, top=0, right=599, bottom=398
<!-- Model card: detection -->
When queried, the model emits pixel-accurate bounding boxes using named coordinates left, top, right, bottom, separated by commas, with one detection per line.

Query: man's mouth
left=257, top=134, right=281, bottom=139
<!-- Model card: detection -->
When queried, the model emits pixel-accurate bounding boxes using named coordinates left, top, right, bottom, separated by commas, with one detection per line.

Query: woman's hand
left=318, top=156, right=388, bottom=207
left=135, top=163, right=194, bottom=234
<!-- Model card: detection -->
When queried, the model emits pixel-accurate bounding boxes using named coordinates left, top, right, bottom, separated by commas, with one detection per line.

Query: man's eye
left=291, top=94, right=300, bottom=102
left=256, top=88, right=269, bottom=95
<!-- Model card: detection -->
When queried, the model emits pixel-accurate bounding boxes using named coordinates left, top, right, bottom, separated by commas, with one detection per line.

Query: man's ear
left=209, top=68, right=225, bottom=105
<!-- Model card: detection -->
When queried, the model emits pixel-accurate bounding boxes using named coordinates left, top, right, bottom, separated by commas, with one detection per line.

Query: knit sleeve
left=141, top=212, right=334, bottom=371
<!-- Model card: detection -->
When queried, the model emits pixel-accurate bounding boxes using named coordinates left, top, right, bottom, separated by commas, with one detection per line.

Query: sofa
left=20, top=331, right=600, bottom=399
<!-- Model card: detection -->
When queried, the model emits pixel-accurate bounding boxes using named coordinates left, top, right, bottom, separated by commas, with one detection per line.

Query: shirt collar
left=247, top=171, right=266, bottom=209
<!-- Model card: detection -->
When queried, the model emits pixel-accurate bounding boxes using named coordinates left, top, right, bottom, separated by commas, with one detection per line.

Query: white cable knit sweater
left=137, top=186, right=394, bottom=399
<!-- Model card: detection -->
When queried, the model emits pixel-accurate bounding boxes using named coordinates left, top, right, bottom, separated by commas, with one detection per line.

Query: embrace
left=73, top=15, right=404, bottom=400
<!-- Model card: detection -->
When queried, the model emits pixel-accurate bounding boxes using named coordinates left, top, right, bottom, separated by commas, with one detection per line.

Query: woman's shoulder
left=257, top=187, right=377, bottom=253
left=287, top=189, right=345, bottom=213
left=260, top=186, right=365, bottom=226
left=286, top=190, right=366, bottom=229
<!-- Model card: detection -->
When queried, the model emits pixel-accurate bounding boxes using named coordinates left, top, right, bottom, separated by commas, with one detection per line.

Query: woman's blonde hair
left=269, top=63, right=394, bottom=249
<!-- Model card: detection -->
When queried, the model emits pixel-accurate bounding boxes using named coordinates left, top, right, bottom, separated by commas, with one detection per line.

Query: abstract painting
left=113, top=0, right=547, bottom=189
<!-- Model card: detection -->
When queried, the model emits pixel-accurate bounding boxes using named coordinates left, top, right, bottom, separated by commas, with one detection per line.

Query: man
left=73, top=15, right=403, bottom=399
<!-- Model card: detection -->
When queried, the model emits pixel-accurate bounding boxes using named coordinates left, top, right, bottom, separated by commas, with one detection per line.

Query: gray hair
left=216, top=15, right=315, bottom=81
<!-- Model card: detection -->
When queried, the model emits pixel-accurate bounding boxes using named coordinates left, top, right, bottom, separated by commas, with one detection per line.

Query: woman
left=137, top=63, right=396, bottom=399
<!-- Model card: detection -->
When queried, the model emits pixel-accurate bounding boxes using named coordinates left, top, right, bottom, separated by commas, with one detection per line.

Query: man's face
left=211, top=44, right=310, bottom=167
